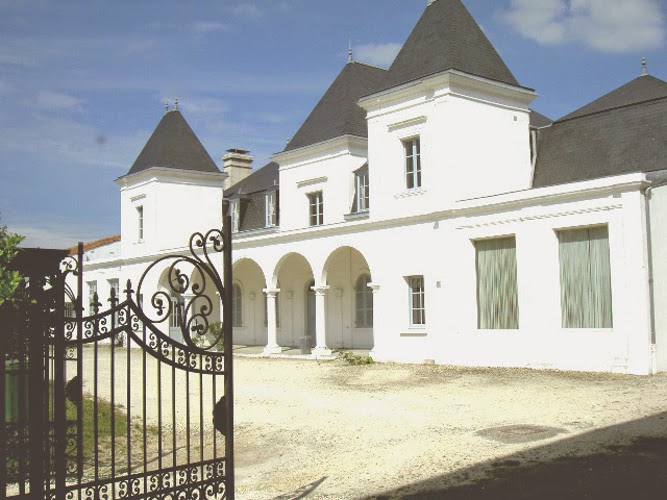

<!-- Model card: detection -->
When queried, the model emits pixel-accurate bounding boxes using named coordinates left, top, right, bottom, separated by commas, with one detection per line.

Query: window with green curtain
left=475, top=236, right=519, bottom=329
left=558, top=226, right=613, bottom=328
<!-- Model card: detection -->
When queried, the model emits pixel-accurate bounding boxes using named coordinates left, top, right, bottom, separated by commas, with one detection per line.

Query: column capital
left=311, top=285, right=329, bottom=296
left=262, top=288, right=281, bottom=298
left=368, top=282, right=381, bottom=293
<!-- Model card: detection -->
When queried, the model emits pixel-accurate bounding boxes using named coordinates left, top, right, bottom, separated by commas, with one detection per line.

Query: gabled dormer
left=359, top=0, right=537, bottom=220
left=273, top=61, right=386, bottom=231
left=116, top=109, right=227, bottom=258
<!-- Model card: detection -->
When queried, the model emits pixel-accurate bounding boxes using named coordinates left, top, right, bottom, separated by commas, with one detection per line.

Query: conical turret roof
left=126, top=109, right=219, bottom=176
left=285, top=62, right=387, bottom=152
left=380, top=0, right=520, bottom=91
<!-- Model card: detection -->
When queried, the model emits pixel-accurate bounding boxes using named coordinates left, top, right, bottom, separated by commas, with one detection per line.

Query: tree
left=0, top=222, right=25, bottom=306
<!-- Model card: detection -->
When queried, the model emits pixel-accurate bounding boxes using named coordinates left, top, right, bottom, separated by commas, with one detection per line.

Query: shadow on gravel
left=364, top=411, right=667, bottom=500
left=273, top=476, right=327, bottom=499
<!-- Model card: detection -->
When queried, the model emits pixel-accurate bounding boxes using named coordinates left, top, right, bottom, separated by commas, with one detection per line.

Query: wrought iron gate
left=1, top=225, right=233, bottom=499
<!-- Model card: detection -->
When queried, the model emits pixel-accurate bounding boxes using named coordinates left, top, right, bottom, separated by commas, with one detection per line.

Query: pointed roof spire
left=125, top=110, right=220, bottom=176
left=380, top=0, right=520, bottom=91
left=642, top=56, right=648, bottom=76
left=285, top=62, right=387, bottom=151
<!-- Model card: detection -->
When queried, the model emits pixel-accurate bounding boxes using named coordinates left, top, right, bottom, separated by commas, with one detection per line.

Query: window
left=87, top=281, right=97, bottom=312
left=355, top=274, right=373, bottom=327
left=65, top=302, right=75, bottom=318
left=475, top=237, right=519, bottom=329
left=232, top=283, right=243, bottom=327
left=230, top=200, right=240, bottom=233
left=355, top=171, right=370, bottom=212
left=108, top=278, right=120, bottom=324
left=136, top=206, right=144, bottom=241
left=265, top=192, right=277, bottom=227
left=263, top=291, right=280, bottom=327
left=170, top=295, right=182, bottom=328
left=408, top=276, right=426, bottom=326
left=558, top=226, right=613, bottom=328
left=308, top=191, right=324, bottom=226
left=404, top=138, right=421, bottom=189
left=108, top=279, right=120, bottom=302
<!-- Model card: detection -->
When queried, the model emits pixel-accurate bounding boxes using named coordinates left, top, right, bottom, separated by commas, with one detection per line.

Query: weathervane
left=174, top=97, right=179, bottom=110
left=348, top=40, right=353, bottom=63
left=642, top=56, right=648, bottom=76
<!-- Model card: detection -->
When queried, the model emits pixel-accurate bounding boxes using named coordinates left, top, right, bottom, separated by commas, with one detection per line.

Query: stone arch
left=321, top=246, right=374, bottom=350
left=232, top=258, right=268, bottom=346
left=272, top=252, right=315, bottom=348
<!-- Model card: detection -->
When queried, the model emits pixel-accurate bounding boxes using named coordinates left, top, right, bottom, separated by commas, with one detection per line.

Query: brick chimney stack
left=222, top=149, right=253, bottom=190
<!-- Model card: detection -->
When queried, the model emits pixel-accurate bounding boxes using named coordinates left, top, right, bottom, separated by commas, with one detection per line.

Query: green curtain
left=558, top=226, right=613, bottom=328
left=476, top=237, right=519, bottom=329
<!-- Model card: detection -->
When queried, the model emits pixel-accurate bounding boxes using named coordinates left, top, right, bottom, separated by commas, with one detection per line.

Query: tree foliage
left=0, top=223, right=25, bottom=306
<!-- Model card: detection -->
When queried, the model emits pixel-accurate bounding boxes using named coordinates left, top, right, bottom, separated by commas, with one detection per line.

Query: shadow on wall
left=363, top=411, right=667, bottom=500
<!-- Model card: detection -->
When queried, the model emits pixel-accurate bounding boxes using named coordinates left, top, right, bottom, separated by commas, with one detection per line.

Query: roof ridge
left=556, top=93, right=667, bottom=124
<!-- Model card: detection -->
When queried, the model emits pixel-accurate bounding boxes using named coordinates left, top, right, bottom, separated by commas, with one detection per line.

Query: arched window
left=355, top=274, right=373, bottom=328
left=232, top=283, right=243, bottom=327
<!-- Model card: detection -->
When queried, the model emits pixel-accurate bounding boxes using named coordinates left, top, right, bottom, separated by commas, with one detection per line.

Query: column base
left=263, top=345, right=282, bottom=355
left=312, top=346, right=332, bottom=357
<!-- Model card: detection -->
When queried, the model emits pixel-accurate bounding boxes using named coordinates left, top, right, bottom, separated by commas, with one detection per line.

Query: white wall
left=649, top=185, right=667, bottom=372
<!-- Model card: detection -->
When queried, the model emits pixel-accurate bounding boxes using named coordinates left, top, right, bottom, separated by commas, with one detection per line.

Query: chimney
left=222, top=149, right=253, bottom=190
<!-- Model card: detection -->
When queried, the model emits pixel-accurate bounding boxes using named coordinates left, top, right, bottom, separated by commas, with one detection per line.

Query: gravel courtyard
left=233, top=356, right=667, bottom=499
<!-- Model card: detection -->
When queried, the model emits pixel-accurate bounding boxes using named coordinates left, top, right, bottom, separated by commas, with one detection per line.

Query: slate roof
left=529, top=110, right=552, bottom=128
left=284, top=62, right=387, bottom=151
left=224, top=162, right=279, bottom=198
left=533, top=75, right=667, bottom=188
left=126, top=110, right=220, bottom=176
left=224, top=162, right=280, bottom=233
left=378, top=0, right=520, bottom=92
left=559, top=75, right=667, bottom=121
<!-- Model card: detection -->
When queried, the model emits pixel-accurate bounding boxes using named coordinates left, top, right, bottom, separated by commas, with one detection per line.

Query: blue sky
left=1, top=0, right=665, bottom=248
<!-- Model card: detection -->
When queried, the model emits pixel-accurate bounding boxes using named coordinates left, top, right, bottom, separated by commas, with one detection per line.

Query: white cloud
left=34, top=90, right=84, bottom=112
left=189, top=21, right=228, bottom=34
left=232, top=3, right=263, bottom=19
left=355, top=43, right=402, bottom=68
left=501, top=0, right=665, bottom=52
left=11, top=220, right=112, bottom=249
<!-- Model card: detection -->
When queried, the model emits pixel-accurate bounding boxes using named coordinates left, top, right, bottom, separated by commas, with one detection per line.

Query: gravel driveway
left=79, top=348, right=667, bottom=499
left=233, top=357, right=667, bottom=499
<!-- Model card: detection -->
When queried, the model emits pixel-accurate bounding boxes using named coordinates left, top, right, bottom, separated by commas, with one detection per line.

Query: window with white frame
left=355, top=274, right=373, bottom=327
left=308, top=191, right=324, bottom=226
left=108, top=278, right=120, bottom=325
left=355, top=170, right=370, bottom=212
left=232, top=283, right=243, bottom=327
left=475, top=236, right=519, bottom=329
left=136, top=206, right=144, bottom=241
left=170, top=295, right=182, bottom=329
left=408, top=276, right=426, bottom=326
left=87, top=281, right=98, bottom=312
left=265, top=192, right=277, bottom=227
left=558, top=226, right=613, bottom=328
left=230, top=200, right=240, bottom=233
left=403, top=138, right=421, bottom=189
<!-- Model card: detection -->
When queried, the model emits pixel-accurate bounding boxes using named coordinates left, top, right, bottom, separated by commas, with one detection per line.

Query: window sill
left=394, top=188, right=427, bottom=199
left=401, top=329, right=427, bottom=337
left=344, top=211, right=370, bottom=221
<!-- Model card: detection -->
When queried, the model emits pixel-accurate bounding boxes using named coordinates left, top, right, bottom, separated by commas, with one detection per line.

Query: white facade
left=69, top=1, right=667, bottom=375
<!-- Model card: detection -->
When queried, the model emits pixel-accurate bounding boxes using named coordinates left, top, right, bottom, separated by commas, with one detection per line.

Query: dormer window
left=136, top=206, right=144, bottom=241
left=265, top=191, right=277, bottom=227
left=404, top=137, right=421, bottom=189
left=355, top=169, right=370, bottom=212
